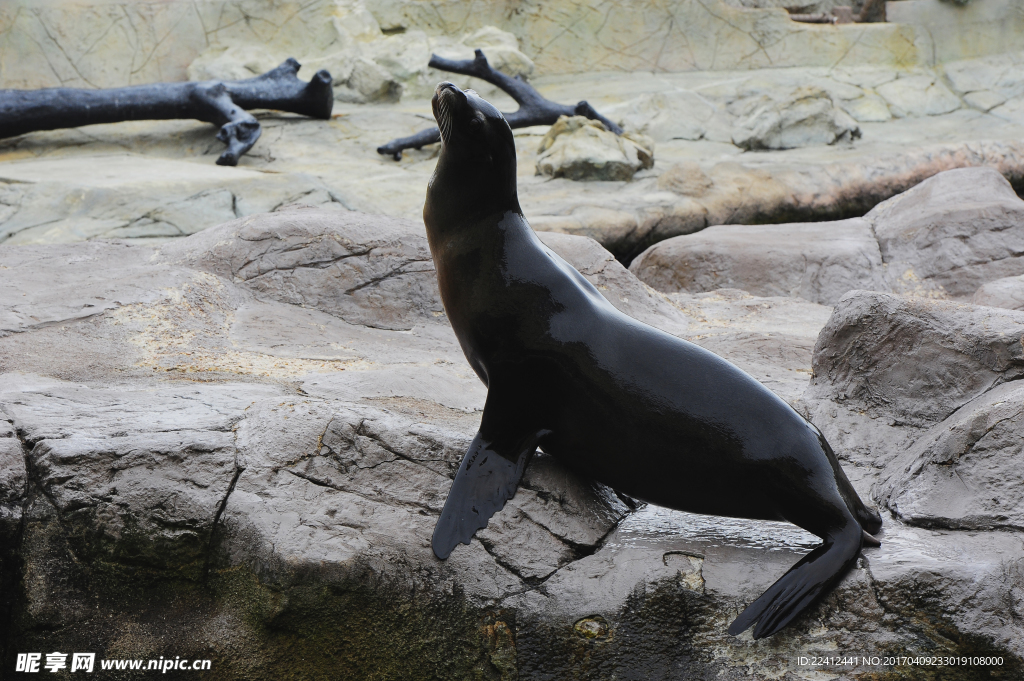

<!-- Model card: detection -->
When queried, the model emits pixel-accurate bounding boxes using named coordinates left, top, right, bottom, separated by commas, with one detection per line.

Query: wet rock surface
left=2, top=208, right=1023, bottom=678
left=868, top=166, right=1024, bottom=298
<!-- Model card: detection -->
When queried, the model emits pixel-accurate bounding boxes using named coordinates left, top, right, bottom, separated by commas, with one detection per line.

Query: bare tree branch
left=0, top=58, right=333, bottom=166
left=377, top=49, right=623, bottom=160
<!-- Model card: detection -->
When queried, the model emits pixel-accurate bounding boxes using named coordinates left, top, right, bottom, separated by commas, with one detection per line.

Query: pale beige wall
left=0, top=0, right=350, bottom=89
left=370, top=0, right=924, bottom=73
left=888, top=0, right=1024, bottom=63
left=1, top=0, right=1021, bottom=90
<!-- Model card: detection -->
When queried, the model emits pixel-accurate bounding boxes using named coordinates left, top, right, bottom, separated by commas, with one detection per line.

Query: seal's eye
left=468, top=117, right=483, bottom=133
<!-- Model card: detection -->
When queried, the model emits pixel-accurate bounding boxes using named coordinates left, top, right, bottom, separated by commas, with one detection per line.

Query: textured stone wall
left=0, top=0, right=352, bottom=89
left=371, top=0, right=924, bottom=73
left=4, top=0, right=1022, bottom=89
left=0, top=0, right=967, bottom=90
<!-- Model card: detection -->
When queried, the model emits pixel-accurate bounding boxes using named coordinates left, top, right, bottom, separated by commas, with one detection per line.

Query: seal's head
left=425, top=82, right=520, bottom=230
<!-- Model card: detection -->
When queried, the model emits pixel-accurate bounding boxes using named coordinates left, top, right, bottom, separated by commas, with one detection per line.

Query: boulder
left=802, top=289, right=1024, bottom=540
left=629, top=218, right=890, bottom=305
left=535, top=116, right=654, bottom=182
left=807, top=291, right=1024, bottom=427
left=867, top=166, right=1024, bottom=298
left=730, top=86, right=861, bottom=150
left=159, top=206, right=444, bottom=331
left=972, top=274, right=1024, bottom=310
left=630, top=167, right=1024, bottom=305
left=875, top=380, right=1024, bottom=531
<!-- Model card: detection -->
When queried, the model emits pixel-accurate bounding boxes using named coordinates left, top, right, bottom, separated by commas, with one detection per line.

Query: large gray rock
left=4, top=211, right=1024, bottom=677
left=160, top=206, right=444, bottom=331
left=802, top=291, right=1024, bottom=535
left=807, top=291, right=1024, bottom=427
left=631, top=167, right=1024, bottom=305
left=973, top=273, right=1024, bottom=310
left=5, top=375, right=276, bottom=578
left=628, top=218, right=888, bottom=305
left=867, top=166, right=1024, bottom=298
left=875, top=380, right=1024, bottom=531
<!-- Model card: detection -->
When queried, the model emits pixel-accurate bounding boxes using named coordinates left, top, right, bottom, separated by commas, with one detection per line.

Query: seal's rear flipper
left=431, top=429, right=542, bottom=560
left=728, top=523, right=862, bottom=639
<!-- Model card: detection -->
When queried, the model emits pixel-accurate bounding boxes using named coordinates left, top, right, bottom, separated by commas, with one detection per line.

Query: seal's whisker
left=436, top=96, right=450, bottom=145
left=440, top=99, right=452, bottom=145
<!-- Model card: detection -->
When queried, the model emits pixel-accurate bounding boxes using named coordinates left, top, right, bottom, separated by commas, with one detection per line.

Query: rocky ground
left=2, top=194, right=1023, bottom=679
left=5, top=49, right=1024, bottom=262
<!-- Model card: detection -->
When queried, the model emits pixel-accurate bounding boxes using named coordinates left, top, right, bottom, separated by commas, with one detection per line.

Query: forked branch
left=377, top=49, right=623, bottom=160
left=0, top=59, right=333, bottom=166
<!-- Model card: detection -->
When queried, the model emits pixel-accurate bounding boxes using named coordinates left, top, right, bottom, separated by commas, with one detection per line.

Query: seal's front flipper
left=432, top=420, right=548, bottom=559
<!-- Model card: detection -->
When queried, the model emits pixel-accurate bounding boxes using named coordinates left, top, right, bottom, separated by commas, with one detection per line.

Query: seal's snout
left=432, top=82, right=464, bottom=146
left=435, top=81, right=459, bottom=97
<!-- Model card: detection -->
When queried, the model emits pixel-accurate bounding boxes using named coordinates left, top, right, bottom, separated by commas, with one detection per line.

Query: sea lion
left=423, top=82, right=882, bottom=639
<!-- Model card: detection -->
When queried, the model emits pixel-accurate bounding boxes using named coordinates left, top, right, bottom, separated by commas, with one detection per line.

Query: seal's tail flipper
left=431, top=430, right=541, bottom=560
left=728, top=522, right=863, bottom=639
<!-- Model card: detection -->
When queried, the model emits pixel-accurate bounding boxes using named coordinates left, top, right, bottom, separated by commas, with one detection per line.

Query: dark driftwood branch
left=377, top=49, right=623, bottom=160
left=0, top=58, right=333, bottom=166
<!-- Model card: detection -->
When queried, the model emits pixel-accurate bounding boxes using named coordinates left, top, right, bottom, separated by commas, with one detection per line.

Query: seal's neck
left=423, top=152, right=521, bottom=242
